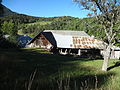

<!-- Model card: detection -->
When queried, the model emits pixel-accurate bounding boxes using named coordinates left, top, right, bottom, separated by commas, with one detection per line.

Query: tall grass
left=0, top=48, right=120, bottom=90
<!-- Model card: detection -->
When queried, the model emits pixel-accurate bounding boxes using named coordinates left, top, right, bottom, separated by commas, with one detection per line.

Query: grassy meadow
left=0, top=48, right=120, bottom=90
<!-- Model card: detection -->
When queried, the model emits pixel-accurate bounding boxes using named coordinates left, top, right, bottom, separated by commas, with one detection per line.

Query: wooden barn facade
left=26, top=30, right=120, bottom=59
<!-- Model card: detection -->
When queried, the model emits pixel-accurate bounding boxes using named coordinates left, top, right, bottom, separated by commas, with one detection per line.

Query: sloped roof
left=44, top=30, right=90, bottom=37
left=42, top=32, right=57, bottom=46
left=28, top=30, right=104, bottom=49
left=68, top=36, right=104, bottom=49
left=28, top=30, right=90, bottom=44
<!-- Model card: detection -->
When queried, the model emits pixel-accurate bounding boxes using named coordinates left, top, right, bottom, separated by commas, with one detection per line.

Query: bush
left=0, top=37, right=19, bottom=48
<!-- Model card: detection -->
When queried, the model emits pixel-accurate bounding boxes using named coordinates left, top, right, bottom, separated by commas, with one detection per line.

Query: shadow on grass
left=0, top=49, right=116, bottom=90
left=107, top=61, right=120, bottom=71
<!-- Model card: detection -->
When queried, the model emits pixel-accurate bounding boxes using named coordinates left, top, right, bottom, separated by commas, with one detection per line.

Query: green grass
left=0, top=48, right=120, bottom=90
left=27, top=21, right=52, bottom=25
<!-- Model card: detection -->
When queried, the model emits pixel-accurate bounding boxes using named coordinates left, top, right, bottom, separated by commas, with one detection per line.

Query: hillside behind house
left=0, top=4, right=120, bottom=48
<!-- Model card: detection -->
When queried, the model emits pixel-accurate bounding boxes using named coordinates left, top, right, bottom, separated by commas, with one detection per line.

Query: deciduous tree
left=73, top=0, right=120, bottom=71
left=1, top=21, right=17, bottom=35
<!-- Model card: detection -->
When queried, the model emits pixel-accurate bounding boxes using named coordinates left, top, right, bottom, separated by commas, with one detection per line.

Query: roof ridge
left=43, top=30, right=90, bottom=37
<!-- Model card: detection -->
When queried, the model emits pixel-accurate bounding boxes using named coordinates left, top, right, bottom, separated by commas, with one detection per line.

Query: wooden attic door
left=36, top=34, right=52, bottom=48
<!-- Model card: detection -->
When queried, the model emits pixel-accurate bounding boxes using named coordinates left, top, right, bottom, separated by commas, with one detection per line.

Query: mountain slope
left=0, top=4, right=16, bottom=17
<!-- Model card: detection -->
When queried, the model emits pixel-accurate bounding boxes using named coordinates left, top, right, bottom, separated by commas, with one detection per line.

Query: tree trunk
left=102, top=46, right=111, bottom=71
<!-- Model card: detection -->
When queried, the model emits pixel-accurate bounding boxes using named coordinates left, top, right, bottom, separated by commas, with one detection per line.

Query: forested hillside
left=17, top=16, right=120, bottom=46
left=0, top=5, right=120, bottom=48
left=0, top=4, right=15, bottom=17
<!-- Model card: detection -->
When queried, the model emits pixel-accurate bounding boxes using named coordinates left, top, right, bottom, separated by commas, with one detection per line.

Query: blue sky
left=2, top=0, right=89, bottom=18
